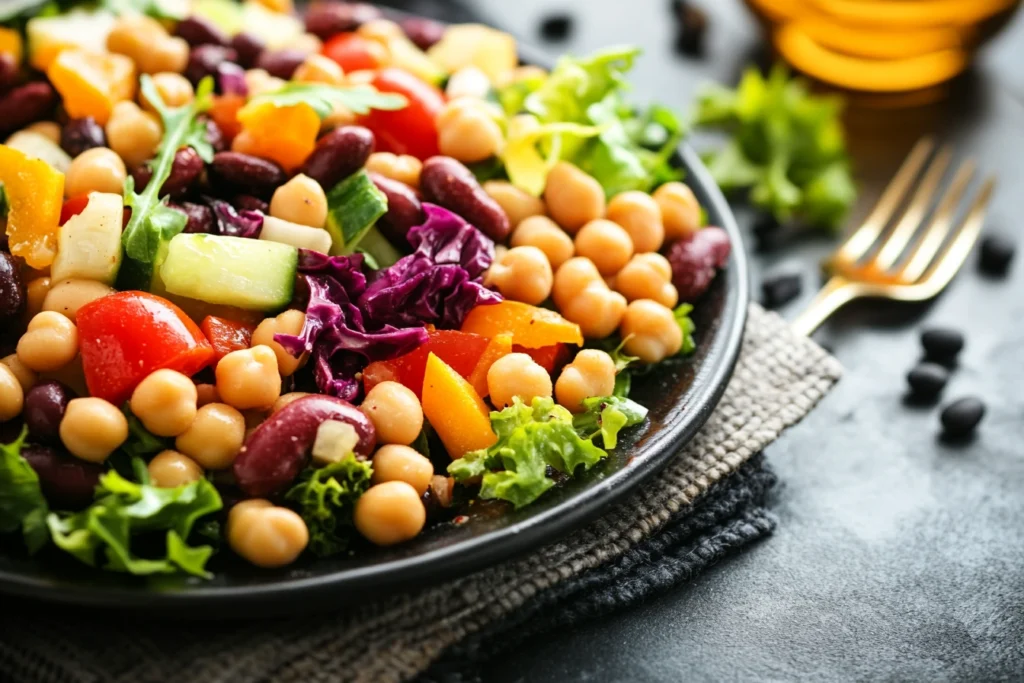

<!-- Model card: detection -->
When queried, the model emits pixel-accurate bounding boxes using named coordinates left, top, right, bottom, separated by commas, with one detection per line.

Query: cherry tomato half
left=362, top=329, right=490, bottom=398
left=201, top=315, right=256, bottom=363
left=359, top=67, right=445, bottom=160
left=322, top=33, right=387, bottom=73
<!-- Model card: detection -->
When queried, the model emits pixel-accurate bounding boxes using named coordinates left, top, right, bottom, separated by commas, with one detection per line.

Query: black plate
left=0, top=53, right=749, bottom=619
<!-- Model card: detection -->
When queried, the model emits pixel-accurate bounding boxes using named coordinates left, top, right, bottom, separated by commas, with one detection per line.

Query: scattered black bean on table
left=940, top=397, right=986, bottom=438
left=760, top=272, right=802, bottom=309
left=978, top=234, right=1015, bottom=276
left=921, top=327, right=964, bottom=364
left=906, top=362, right=949, bottom=400
left=538, top=12, right=574, bottom=41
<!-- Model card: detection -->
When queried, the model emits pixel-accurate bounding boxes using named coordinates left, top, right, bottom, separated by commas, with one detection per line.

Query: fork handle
left=790, top=276, right=861, bottom=337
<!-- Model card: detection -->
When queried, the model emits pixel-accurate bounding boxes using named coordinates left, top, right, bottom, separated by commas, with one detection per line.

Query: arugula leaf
left=47, top=471, right=221, bottom=577
left=573, top=396, right=648, bottom=449
left=284, top=455, right=373, bottom=557
left=674, top=303, right=697, bottom=356
left=0, top=427, right=50, bottom=554
left=248, top=83, right=407, bottom=120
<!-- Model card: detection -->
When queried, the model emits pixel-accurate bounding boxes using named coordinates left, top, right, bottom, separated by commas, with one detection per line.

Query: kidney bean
left=209, top=151, right=286, bottom=198
left=233, top=395, right=376, bottom=496
left=0, top=82, right=57, bottom=136
left=256, top=49, right=306, bottom=81
left=230, top=32, right=266, bottom=69
left=665, top=226, right=731, bottom=302
left=400, top=17, right=446, bottom=51
left=23, top=380, right=75, bottom=446
left=304, top=2, right=382, bottom=39
left=175, top=15, right=229, bottom=47
left=185, top=45, right=239, bottom=87
left=0, top=252, right=25, bottom=324
left=420, top=156, right=510, bottom=241
left=172, top=201, right=215, bottom=234
left=23, top=444, right=103, bottom=510
left=165, top=147, right=205, bottom=197
left=59, top=117, right=107, bottom=158
left=0, top=233, right=8, bottom=252
left=299, top=126, right=374, bottom=191
left=369, top=171, right=424, bottom=248
left=0, top=53, right=19, bottom=94
left=232, top=194, right=269, bottom=214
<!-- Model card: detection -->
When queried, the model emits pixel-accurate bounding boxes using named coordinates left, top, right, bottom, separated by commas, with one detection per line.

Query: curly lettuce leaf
left=0, top=427, right=50, bottom=554
left=284, top=455, right=373, bottom=557
left=248, top=83, right=407, bottom=120
left=674, top=303, right=697, bottom=356
left=46, top=471, right=221, bottom=578
left=572, top=396, right=648, bottom=449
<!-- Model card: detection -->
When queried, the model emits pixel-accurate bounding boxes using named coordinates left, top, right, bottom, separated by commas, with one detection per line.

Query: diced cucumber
left=355, top=226, right=404, bottom=269
left=389, top=36, right=446, bottom=86
left=5, top=131, right=71, bottom=173
left=259, top=215, right=332, bottom=254
left=27, top=9, right=114, bottom=71
left=324, top=170, right=388, bottom=256
left=240, top=0, right=302, bottom=48
left=160, top=233, right=298, bottom=311
left=191, top=0, right=243, bottom=35
left=51, top=192, right=123, bottom=285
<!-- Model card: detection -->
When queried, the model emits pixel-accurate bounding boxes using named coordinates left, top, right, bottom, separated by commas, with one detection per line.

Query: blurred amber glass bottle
left=744, top=0, right=1022, bottom=93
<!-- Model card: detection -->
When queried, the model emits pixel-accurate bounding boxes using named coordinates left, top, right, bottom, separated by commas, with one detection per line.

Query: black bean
left=209, top=151, right=286, bottom=198
left=760, top=272, right=802, bottom=309
left=0, top=251, right=25, bottom=324
left=399, top=17, right=445, bottom=51
left=255, top=49, right=306, bottom=81
left=174, top=15, right=229, bottom=47
left=369, top=171, right=424, bottom=249
left=23, top=381, right=75, bottom=446
left=0, top=81, right=57, bottom=136
left=299, top=126, right=375, bottom=191
left=230, top=32, right=266, bottom=69
left=978, top=234, right=1015, bottom=276
left=59, top=117, right=106, bottom=158
left=940, top=397, right=985, bottom=438
left=921, top=327, right=964, bottom=364
left=906, top=362, right=949, bottom=400
left=185, top=45, right=239, bottom=88
left=538, top=13, right=573, bottom=41
left=22, top=444, right=102, bottom=510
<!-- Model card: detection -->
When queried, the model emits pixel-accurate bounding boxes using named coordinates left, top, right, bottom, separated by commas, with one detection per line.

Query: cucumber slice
left=324, top=170, right=388, bottom=256
left=259, top=215, right=332, bottom=254
left=51, top=192, right=123, bottom=285
left=159, top=233, right=297, bottom=311
left=355, top=226, right=404, bottom=269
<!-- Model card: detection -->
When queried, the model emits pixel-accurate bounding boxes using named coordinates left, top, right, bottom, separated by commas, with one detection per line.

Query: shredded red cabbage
left=204, top=196, right=263, bottom=238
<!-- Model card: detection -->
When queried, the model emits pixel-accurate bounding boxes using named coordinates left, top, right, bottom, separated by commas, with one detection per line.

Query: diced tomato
left=358, top=67, right=444, bottom=160
left=77, top=291, right=215, bottom=405
left=515, top=343, right=571, bottom=374
left=201, top=315, right=256, bottom=362
left=208, top=93, right=245, bottom=142
left=322, top=33, right=386, bottom=72
left=60, top=195, right=130, bottom=227
left=362, top=329, right=490, bottom=398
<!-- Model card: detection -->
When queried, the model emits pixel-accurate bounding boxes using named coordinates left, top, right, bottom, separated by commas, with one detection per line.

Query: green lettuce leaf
left=284, top=455, right=373, bottom=557
left=47, top=471, right=221, bottom=577
left=0, top=427, right=50, bottom=554
left=674, top=303, right=697, bottom=356
left=248, top=83, right=407, bottom=120
left=572, top=396, right=648, bottom=449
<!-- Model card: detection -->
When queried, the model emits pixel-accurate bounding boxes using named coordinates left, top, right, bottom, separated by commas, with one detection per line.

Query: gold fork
left=791, top=138, right=997, bottom=337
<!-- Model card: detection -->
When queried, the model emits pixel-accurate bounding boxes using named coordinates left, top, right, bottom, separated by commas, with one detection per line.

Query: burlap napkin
left=0, top=304, right=842, bottom=683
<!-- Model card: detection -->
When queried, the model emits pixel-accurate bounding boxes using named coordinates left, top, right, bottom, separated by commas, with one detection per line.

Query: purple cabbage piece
left=216, top=62, right=248, bottom=96
left=407, top=203, right=494, bottom=278
left=204, top=196, right=263, bottom=238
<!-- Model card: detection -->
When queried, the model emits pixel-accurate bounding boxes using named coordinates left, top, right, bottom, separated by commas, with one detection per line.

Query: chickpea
left=322, top=103, right=357, bottom=131
left=24, top=121, right=61, bottom=144
left=487, top=353, right=553, bottom=409
left=269, top=175, right=328, bottom=229
left=59, top=397, right=128, bottom=463
left=445, top=66, right=492, bottom=101
left=544, top=161, right=606, bottom=234
left=510, top=215, right=574, bottom=270
left=148, top=450, right=204, bottom=488
left=176, top=402, right=246, bottom=470
left=293, top=54, right=345, bottom=85
left=371, top=444, right=434, bottom=495
left=553, top=257, right=603, bottom=310
left=1, top=354, right=36, bottom=392
left=42, top=279, right=114, bottom=323
left=215, top=346, right=282, bottom=411
left=244, top=69, right=287, bottom=97
left=64, top=148, right=127, bottom=198
left=195, top=383, right=219, bottom=407
left=0, top=364, right=24, bottom=422
left=613, top=253, right=679, bottom=308
left=484, top=246, right=553, bottom=305
left=437, top=102, right=504, bottom=163
left=108, top=15, right=188, bottom=74
left=106, top=101, right=162, bottom=168
left=228, top=499, right=309, bottom=568
left=271, top=391, right=312, bottom=414
left=653, top=181, right=701, bottom=240
left=361, top=381, right=423, bottom=446
left=358, top=18, right=404, bottom=42
left=574, top=219, right=634, bottom=276
left=483, top=181, right=546, bottom=230
left=555, top=350, right=616, bottom=413
left=620, top=299, right=683, bottom=363
left=25, top=277, right=51, bottom=319
left=364, top=152, right=422, bottom=187
left=142, top=72, right=194, bottom=112
left=561, top=284, right=628, bottom=340
left=345, top=69, right=377, bottom=87
left=257, top=0, right=295, bottom=15
left=285, top=32, right=323, bottom=56
left=17, top=311, right=78, bottom=373
left=606, top=191, right=664, bottom=253
left=250, top=310, right=307, bottom=377
left=130, top=369, right=199, bottom=437
left=354, top=481, right=426, bottom=546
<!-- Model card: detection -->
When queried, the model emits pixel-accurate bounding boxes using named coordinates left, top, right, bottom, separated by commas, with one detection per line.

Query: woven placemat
left=0, top=304, right=842, bottom=683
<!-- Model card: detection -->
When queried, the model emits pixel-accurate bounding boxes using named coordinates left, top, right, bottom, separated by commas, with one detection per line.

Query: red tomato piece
left=201, top=315, right=256, bottom=362
left=515, top=343, right=571, bottom=374
left=362, top=329, right=490, bottom=398
left=77, top=291, right=216, bottom=405
left=358, top=67, right=444, bottom=160
left=322, top=33, right=386, bottom=72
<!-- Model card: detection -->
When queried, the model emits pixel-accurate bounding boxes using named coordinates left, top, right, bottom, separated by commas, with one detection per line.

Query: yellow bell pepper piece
left=0, top=28, right=23, bottom=63
left=47, top=49, right=136, bottom=125
left=236, top=101, right=320, bottom=172
left=422, top=352, right=497, bottom=458
left=0, top=145, right=65, bottom=269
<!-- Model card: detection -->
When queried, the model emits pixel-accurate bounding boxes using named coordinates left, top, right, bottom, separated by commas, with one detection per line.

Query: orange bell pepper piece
left=0, top=28, right=23, bottom=63
left=460, top=301, right=583, bottom=349
left=209, top=94, right=245, bottom=142
left=0, top=144, right=65, bottom=269
left=422, top=352, right=497, bottom=458
left=47, top=49, right=136, bottom=125
left=236, top=101, right=320, bottom=171
left=467, top=333, right=513, bottom=398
